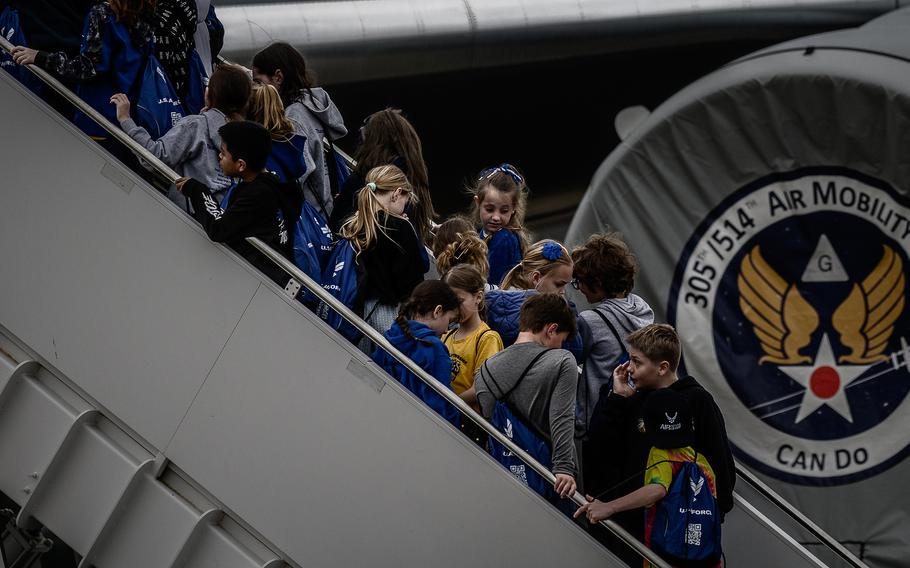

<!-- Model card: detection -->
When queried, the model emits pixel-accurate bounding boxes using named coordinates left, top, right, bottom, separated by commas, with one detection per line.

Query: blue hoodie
left=371, top=320, right=459, bottom=426
left=266, top=133, right=312, bottom=184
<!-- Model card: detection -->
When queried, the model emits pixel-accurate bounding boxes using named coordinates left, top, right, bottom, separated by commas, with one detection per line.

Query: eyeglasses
left=478, top=163, right=523, bottom=185
left=570, top=278, right=580, bottom=290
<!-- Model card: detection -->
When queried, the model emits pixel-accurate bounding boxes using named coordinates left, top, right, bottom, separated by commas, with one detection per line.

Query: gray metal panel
left=0, top=73, right=262, bottom=449
left=168, top=285, right=617, bottom=567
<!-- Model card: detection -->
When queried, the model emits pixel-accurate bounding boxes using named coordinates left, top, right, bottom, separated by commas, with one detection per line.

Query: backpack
left=294, top=200, right=333, bottom=294
left=650, top=457, right=722, bottom=564
left=131, top=42, right=185, bottom=139
left=484, top=349, right=556, bottom=499
left=0, top=7, right=43, bottom=95
left=315, top=239, right=364, bottom=342
left=182, top=48, right=208, bottom=115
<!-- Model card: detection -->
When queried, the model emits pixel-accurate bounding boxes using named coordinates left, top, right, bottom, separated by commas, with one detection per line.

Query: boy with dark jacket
left=176, top=120, right=301, bottom=283
left=585, top=324, right=734, bottom=567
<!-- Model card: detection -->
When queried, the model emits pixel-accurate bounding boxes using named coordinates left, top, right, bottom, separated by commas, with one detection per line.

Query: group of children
left=5, top=10, right=735, bottom=563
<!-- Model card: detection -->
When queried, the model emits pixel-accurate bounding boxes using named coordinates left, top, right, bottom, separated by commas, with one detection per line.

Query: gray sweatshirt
left=475, top=342, right=579, bottom=477
left=120, top=108, right=232, bottom=212
left=575, top=294, right=654, bottom=436
left=286, top=87, right=347, bottom=216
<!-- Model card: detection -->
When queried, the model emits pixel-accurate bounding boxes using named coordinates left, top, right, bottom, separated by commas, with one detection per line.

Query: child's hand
left=11, top=46, right=37, bottom=66
left=574, top=496, right=615, bottom=523
left=109, top=93, right=131, bottom=122
left=553, top=473, right=576, bottom=499
left=175, top=177, right=191, bottom=192
left=611, top=361, right=636, bottom=398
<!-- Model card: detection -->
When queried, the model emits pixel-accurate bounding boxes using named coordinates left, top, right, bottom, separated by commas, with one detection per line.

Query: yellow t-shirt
left=443, top=323, right=504, bottom=395
left=644, top=446, right=717, bottom=498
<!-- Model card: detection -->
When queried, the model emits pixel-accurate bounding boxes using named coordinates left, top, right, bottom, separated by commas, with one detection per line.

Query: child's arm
left=574, top=483, right=668, bottom=524
left=177, top=177, right=265, bottom=243
left=111, top=94, right=201, bottom=166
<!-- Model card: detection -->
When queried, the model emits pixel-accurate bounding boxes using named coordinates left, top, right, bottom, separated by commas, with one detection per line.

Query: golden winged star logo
left=832, top=245, right=905, bottom=364
left=737, top=244, right=905, bottom=423
left=737, top=246, right=819, bottom=365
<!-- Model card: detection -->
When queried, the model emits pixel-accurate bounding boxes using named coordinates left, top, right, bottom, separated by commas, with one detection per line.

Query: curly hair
left=570, top=232, right=637, bottom=298
left=436, top=232, right=489, bottom=280
left=432, top=215, right=474, bottom=257
left=396, top=280, right=461, bottom=345
left=501, top=239, right=572, bottom=291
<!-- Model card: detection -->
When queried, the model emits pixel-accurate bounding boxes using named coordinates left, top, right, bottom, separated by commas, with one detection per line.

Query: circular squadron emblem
left=669, top=168, right=910, bottom=484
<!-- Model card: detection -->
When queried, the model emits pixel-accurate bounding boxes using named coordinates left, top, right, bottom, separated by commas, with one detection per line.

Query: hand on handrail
left=10, top=46, right=37, bottom=66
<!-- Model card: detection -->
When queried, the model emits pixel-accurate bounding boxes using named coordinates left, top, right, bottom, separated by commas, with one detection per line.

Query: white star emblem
left=777, top=334, right=873, bottom=423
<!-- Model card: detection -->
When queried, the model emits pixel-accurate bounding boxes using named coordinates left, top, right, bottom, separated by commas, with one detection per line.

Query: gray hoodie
left=121, top=108, right=232, bottom=211
left=575, top=294, right=654, bottom=436
left=286, top=87, right=347, bottom=216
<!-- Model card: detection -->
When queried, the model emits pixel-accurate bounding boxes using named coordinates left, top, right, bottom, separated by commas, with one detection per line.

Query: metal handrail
left=735, top=463, right=867, bottom=568
left=0, top=37, right=670, bottom=568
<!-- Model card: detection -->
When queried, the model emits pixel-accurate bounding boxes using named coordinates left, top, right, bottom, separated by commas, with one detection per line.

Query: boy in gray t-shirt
left=469, top=293, right=580, bottom=498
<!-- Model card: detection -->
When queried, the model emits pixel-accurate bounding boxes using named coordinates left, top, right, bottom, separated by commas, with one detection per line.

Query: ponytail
left=339, top=165, right=416, bottom=258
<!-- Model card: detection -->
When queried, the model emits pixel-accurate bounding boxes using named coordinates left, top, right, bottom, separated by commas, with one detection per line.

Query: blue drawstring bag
left=315, top=239, right=364, bottom=342
left=0, top=7, right=43, bottom=95
left=482, top=349, right=556, bottom=499
left=183, top=49, right=208, bottom=115
left=294, top=201, right=333, bottom=285
left=132, top=45, right=184, bottom=138
left=651, top=459, right=722, bottom=564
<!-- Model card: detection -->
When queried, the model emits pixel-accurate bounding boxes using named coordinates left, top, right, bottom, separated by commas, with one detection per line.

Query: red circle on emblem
left=810, top=366, right=840, bottom=399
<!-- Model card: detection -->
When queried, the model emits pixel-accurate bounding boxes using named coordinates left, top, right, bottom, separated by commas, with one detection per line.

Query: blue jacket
left=371, top=320, right=460, bottom=426
left=485, top=289, right=584, bottom=362
left=481, top=228, right=522, bottom=286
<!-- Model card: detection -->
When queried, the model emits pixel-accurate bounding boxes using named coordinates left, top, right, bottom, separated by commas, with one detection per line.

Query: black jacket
left=182, top=173, right=301, bottom=284
left=359, top=211, right=424, bottom=305
left=585, top=376, right=736, bottom=538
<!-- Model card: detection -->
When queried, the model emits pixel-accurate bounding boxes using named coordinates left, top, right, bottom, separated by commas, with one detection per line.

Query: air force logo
left=670, top=169, right=910, bottom=484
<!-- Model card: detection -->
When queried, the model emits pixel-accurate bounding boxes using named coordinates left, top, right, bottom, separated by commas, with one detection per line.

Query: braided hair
left=396, top=280, right=460, bottom=345
left=436, top=231, right=489, bottom=280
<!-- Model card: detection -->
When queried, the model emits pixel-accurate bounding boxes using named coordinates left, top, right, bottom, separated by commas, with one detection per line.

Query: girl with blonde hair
left=340, top=164, right=425, bottom=347
left=485, top=240, right=582, bottom=358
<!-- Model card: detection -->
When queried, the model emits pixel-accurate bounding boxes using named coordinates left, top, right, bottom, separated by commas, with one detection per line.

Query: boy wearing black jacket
left=584, top=324, right=734, bottom=567
left=176, top=121, right=301, bottom=283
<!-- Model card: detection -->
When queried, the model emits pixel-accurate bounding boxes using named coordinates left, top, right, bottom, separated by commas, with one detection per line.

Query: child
left=111, top=63, right=252, bottom=211
left=371, top=280, right=462, bottom=426
left=583, top=324, right=735, bottom=565
left=330, top=108, right=432, bottom=243
left=175, top=120, right=300, bottom=283
left=574, top=389, right=721, bottom=568
left=442, top=265, right=504, bottom=442
left=470, top=163, right=532, bottom=286
left=252, top=42, right=347, bottom=217
left=571, top=233, right=654, bottom=490
left=485, top=240, right=577, bottom=348
left=470, top=293, right=579, bottom=500
left=339, top=165, right=425, bottom=346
